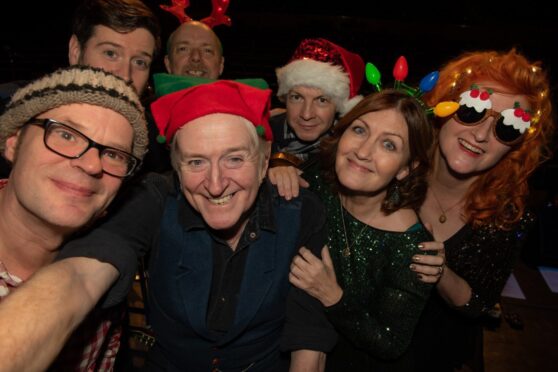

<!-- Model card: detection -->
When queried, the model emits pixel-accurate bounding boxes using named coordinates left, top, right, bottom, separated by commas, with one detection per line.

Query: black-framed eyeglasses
left=27, top=118, right=140, bottom=178
left=453, top=105, right=530, bottom=146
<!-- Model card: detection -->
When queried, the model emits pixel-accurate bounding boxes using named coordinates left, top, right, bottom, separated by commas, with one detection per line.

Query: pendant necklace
left=430, top=188, right=463, bottom=224
left=339, top=195, right=368, bottom=257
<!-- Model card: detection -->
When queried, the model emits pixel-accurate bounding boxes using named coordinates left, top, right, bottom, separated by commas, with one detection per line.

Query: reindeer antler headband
left=160, top=0, right=232, bottom=28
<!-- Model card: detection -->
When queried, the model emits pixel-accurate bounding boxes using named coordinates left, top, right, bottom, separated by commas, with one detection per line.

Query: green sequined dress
left=307, top=172, right=434, bottom=370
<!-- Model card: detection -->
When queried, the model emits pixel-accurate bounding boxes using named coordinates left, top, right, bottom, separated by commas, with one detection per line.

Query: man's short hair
left=72, top=0, right=162, bottom=57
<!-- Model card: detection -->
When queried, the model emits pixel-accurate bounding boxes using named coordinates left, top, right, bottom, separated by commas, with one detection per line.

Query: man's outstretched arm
left=0, top=257, right=117, bottom=372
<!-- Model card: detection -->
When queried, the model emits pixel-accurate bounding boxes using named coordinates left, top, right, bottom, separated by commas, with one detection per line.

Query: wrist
left=322, top=286, right=343, bottom=307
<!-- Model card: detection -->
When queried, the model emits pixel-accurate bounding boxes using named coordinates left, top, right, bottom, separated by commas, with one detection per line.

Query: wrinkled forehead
left=176, top=113, right=259, bottom=150
left=289, top=85, right=328, bottom=98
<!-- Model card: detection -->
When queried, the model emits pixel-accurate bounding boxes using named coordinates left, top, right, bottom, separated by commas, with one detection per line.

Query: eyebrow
left=182, top=146, right=253, bottom=158
left=356, top=118, right=406, bottom=141
left=94, top=41, right=153, bottom=59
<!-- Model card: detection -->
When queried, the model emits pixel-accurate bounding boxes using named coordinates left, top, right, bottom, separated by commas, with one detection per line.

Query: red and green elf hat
left=151, top=77, right=273, bottom=145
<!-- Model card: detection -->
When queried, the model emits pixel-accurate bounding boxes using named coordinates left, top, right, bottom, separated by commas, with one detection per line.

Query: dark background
left=2, top=0, right=558, bottom=94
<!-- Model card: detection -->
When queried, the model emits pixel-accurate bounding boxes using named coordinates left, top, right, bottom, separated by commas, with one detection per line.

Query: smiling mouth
left=53, top=180, right=95, bottom=197
left=347, top=158, right=371, bottom=173
left=187, top=70, right=205, bottom=77
left=458, top=139, right=484, bottom=155
left=208, top=193, right=234, bottom=205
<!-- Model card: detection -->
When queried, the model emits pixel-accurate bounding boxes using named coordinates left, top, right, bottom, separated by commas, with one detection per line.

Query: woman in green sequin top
left=287, top=89, right=438, bottom=369
left=409, top=50, right=556, bottom=370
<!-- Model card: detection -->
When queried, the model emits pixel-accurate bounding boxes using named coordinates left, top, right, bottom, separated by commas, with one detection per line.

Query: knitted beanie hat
left=0, top=65, right=148, bottom=158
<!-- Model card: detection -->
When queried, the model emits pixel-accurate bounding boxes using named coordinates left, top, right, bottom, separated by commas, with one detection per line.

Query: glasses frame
left=27, top=118, right=140, bottom=178
left=452, top=106, right=526, bottom=146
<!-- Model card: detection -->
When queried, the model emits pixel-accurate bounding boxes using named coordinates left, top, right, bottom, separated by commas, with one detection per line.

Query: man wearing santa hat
left=268, top=38, right=365, bottom=200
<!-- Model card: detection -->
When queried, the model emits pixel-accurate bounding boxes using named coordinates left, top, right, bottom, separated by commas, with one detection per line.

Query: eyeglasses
left=27, top=118, right=140, bottom=178
left=453, top=105, right=530, bottom=146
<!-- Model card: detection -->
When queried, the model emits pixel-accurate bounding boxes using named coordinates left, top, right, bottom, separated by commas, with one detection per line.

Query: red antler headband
left=160, top=0, right=232, bottom=28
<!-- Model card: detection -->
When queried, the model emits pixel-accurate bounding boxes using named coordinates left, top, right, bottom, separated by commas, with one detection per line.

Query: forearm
left=435, top=266, right=472, bottom=307
left=0, top=257, right=117, bottom=372
left=290, top=350, right=326, bottom=372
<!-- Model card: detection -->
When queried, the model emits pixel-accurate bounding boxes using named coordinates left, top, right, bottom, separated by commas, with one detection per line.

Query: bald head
left=164, top=21, right=224, bottom=79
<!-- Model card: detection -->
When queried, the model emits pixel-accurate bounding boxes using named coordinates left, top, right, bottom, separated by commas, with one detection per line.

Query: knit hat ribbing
left=0, top=66, right=148, bottom=159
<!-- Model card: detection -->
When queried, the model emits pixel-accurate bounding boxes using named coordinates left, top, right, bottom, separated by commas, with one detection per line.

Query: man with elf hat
left=1, top=78, right=337, bottom=370
left=0, top=66, right=148, bottom=370
left=268, top=38, right=364, bottom=199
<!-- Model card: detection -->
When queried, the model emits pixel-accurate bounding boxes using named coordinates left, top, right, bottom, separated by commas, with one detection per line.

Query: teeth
left=458, top=139, right=483, bottom=154
left=209, top=194, right=233, bottom=205
left=187, top=70, right=204, bottom=77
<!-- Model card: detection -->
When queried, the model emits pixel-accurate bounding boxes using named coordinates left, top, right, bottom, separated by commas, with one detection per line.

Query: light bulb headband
left=365, top=56, right=458, bottom=118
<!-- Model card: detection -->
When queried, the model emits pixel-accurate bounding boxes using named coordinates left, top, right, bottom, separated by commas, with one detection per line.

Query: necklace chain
left=338, top=195, right=368, bottom=257
left=430, top=188, right=462, bottom=224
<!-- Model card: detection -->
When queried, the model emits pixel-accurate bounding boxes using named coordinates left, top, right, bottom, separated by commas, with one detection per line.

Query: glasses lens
left=101, top=149, right=137, bottom=177
left=494, top=117, right=523, bottom=144
left=45, top=122, right=88, bottom=157
left=455, top=105, right=486, bottom=125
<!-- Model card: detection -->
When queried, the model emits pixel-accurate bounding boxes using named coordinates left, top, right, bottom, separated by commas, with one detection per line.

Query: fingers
left=411, top=253, right=444, bottom=267
left=321, top=245, right=334, bottom=268
left=298, top=175, right=310, bottom=189
left=411, top=242, right=447, bottom=284
left=417, top=241, right=445, bottom=254
left=268, top=166, right=302, bottom=200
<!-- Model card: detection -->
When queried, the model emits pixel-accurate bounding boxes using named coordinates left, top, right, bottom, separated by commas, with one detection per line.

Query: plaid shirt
left=0, top=180, right=122, bottom=371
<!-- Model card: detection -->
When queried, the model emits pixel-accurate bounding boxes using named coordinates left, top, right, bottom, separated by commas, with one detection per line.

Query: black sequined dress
left=410, top=213, right=535, bottom=370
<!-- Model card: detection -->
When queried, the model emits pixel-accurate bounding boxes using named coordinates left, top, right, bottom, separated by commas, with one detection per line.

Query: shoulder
left=382, top=208, right=421, bottom=232
left=116, top=171, right=178, bottom=208
left=299, top=187, right=325, bottom=214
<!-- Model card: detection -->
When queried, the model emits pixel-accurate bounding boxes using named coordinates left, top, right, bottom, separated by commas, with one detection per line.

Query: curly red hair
left=425, top=49, right=555, bottom=229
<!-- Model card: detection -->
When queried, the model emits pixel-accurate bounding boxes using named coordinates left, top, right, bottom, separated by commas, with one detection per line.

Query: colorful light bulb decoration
left=365, top=55, right=456, bottom=117
left=365, top=62, right=382, bottom=92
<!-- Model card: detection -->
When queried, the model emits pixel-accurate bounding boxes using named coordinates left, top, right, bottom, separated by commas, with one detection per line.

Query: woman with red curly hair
left=410, top=49, right=555, bottom=370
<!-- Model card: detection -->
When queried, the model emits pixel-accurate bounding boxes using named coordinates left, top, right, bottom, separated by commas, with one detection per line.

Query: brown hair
left=425, top=49, right=555, bottom=228
left=72, top=0, right=161, bottom=57
left=321, top=89, right=434, bottom=214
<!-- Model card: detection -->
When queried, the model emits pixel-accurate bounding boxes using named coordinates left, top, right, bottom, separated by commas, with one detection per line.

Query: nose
left=355, top=138, right=373, bottom=160
left=70, top=148, right=104, bottom=176
left=471, top=117, right=493, bottom=143
left=300, top=101, right=315, bottom=121
left=111, top=62, right=133, bottom=86
left=189, top=48, right=202, bottom=62
left=206, top=164, right=228, bottom=196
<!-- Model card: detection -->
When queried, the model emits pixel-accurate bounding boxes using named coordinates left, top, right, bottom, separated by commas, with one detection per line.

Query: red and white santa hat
left=276, top=38, right=365, bottom=115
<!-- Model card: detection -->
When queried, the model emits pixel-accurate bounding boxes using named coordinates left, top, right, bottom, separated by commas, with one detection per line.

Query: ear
left=395, top=160, right=419, bottom=181
left=218, top=56, right=225, bottom=77
left=261, top=141, right=272, bottom=179
left=164, top=55, right=172, bottom=74
left=4, top=131, right=22, bottom=163
left=68, top=34, right=81, bottom=65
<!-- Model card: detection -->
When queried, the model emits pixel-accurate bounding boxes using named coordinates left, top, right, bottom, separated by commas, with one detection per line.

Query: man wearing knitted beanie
left=0, top=65, right=148, bottom=371
left=268, top=38, right=365, bottom=200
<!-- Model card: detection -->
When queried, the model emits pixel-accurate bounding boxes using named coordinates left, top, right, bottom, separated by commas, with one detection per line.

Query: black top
left=410, top=213, right=536, bottom=370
